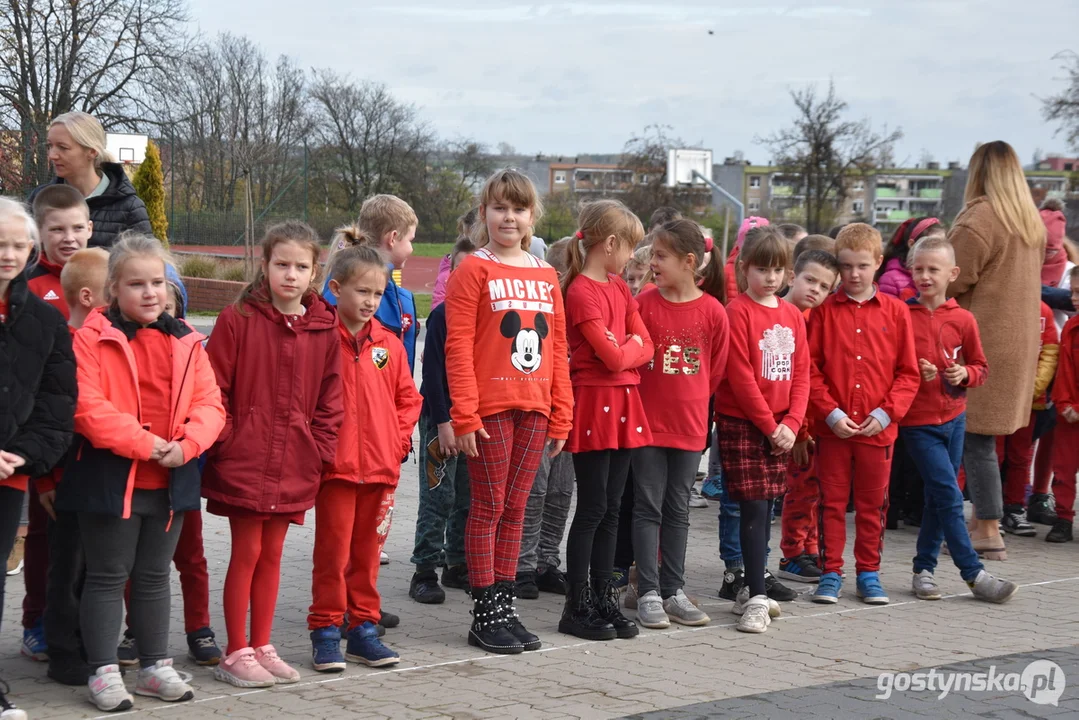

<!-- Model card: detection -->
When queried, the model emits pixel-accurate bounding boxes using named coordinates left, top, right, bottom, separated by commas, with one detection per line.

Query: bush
left=219, top=261, right=248, bottom=283
left=180, top=255, right=218, bottom=279
left=133, top=140, right=169, bottom=245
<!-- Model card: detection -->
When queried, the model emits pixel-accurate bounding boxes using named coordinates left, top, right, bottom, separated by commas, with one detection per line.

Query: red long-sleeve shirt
left=445, top=249, right=573, bottom=439
left=565, top=274, right=653, bottom=386
left=1053, top=313, right=1079, bottom=416
left=901, top=298, right=989, bottom=427
left=636, top=288, right=729, bottom=450
left=716, top=294, right=809, bottom=437
left=808, top=288, right=920, bottom=446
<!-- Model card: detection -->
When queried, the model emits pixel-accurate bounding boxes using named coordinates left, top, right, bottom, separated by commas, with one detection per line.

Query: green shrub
left=179, top=255, right=218, bottom=279
left=219, top=262, right=248, bottom=283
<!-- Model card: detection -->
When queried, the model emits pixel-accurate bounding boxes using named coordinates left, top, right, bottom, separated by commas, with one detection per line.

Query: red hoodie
left=323, top=321, right=421, bottom=487
left=1053, top=313, right=1079, bottom=416
left=202, top=292, right=344, bottom=514
left=900, top=298, right=989, bottom=427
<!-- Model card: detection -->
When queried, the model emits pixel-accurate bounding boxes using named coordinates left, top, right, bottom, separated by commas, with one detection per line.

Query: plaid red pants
left=465, top=410, right=549, bottom=588
left=781, top=448, right=820, bottom=558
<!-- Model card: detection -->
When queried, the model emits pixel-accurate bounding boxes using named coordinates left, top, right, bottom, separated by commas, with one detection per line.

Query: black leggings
left=0, top=486, right=25, bottom=631
left=567, top=450, right=632, bottom=585
left=613, top=470, right=634, bottom=570
left=740, top=500, right=772, bottom=598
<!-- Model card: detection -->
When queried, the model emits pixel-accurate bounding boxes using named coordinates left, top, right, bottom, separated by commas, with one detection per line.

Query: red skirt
left=206, top=499, right=307, bottom=526
left=716, top=415, right=790, bottom=501
left=566, top=385, right=653, bottom=453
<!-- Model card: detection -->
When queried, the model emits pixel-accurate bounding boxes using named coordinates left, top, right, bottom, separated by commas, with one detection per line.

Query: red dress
left=564, top=274, right=654, bottom=453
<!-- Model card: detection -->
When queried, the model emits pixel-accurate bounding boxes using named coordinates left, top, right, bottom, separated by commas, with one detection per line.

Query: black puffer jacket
left=29, top=162, right=152, bottom=248
left=1, top=272, right=78, bottom=477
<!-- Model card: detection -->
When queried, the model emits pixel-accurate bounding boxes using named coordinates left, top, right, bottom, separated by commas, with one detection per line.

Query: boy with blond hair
left=808, top=224, right=920, bottom=605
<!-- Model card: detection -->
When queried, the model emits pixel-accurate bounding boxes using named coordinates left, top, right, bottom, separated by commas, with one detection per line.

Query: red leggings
left=1034, top=426, right=1055, bottom=495
left=996, top=412, right=1037, bottom=508
left=1052, top=422, right=1079, bottom=523
left=223, top=516, right=291, bottom=655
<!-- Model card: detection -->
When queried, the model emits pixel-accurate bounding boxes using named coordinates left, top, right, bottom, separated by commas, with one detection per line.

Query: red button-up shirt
left=808, top=287, right=920, bottom=446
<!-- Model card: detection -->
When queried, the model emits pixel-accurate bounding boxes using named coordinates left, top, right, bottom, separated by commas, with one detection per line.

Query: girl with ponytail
left=876, top=217, right=945, bottom=300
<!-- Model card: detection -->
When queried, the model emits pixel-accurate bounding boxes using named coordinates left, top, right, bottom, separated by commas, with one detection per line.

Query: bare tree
left=0, top=0, right=189, bottom=192
left=619, top=124, right=710, bottom=221
left=1043, top=51, right=1079, bottom=151
left=758, top=80, right=902, bottom=233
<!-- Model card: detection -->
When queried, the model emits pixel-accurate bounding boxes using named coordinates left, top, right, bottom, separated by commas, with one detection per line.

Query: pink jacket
left=878, top=258, right=915, bottom=300
left=431, top=255, right=452, bottom=309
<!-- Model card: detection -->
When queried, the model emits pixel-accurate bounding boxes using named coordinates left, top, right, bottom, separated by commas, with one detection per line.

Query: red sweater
left=636, top=288, right=729, bottom=450
left=565, top=273, right=652, bottom=386
left=1053, top=314, right=1079, bottom=416
left=716, top=294, right=809, bottom=436
left=808, top=288, right=920, bottom=446
left=445, top=249, right=573, bottom=439
left=323, top=322, right=422, bottom=487
left=901, top=299, right=989, bottom=427
left=131, top=329, right=173, bottom=490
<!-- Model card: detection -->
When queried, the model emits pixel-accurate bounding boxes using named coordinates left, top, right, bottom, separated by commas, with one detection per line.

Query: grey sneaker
left=735, top=595, right=772, bottom=633
left=731, top=585, right=781, bottom=618
left=636, top=590, right=670, bottom=629
left=662, top=589, right=710, bottom=626
left=911, top=570, right=941, bottom=600
left=968, top=570, right=1018, bottom=604
left=689, top=483, right=709, bottom=508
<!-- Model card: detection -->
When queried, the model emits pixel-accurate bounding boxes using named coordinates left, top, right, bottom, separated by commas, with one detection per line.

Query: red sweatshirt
left=1053, top=313, right=1079, bottom=416
left=716, top=294, right=809, bottom=437
left=27, top=257, right=69, bottom=320
left=636, top=288, right=729, bottom=450
left=808, top=288, right=920, bottom=446
left=565, top=273, right=652, bottom=386
left=445, top=249, right=573, bottom=439
left=901, top=298, right=989, bottom=427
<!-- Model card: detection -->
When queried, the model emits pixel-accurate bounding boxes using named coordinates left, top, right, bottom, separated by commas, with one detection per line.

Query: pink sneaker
left=212, top=647, right=275, bottom=688
left=255, top=645, right=300, bottom=684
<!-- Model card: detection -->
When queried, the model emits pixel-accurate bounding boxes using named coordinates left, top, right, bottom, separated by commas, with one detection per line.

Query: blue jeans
left=717, top=471, right=771, bottom=571
left=899, top=414, right=984, bottom=582
left=411, top=415, right=470, bottom=570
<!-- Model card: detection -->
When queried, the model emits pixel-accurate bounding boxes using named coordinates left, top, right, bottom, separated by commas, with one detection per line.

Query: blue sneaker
left=856, top=571, right=890, bottom=605
left=777, top=554, right=822, bottom=584
left=21, top=618, right=47, bottom=661
left=345, top=621, right=399, bottom=667
left=700, top=474, right=723, bottom=499
left=812, top=572, right=842, bottom=604
left=310, top=626, right=345, bottom=673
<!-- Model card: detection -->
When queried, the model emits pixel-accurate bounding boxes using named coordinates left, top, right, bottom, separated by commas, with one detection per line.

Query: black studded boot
left=592, top=576, right=639, bottom=638
left=468, top=585, right=524, bottom=654
left=558, top=581, right=617, bottom=640
left=494, top=580, right=541, bottom=651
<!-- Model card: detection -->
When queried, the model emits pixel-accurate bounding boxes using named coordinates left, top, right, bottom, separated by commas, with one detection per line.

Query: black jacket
left=0, top=272, right=77, bottom=478
left=419, top=303, right=451, bottom=424
left=29, top=163, right=152, bottom=248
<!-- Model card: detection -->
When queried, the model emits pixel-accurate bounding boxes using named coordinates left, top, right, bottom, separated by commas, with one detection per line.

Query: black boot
left=592, top=576, right=639, bottom=639
left=494, top=580, right=541, bottom=651
left=1046, top=519, right=1074, bottom=544
left=559, top=582, right=617, bottom=640
left=0, top=675, right=25, bottom=720
left=468, top=585, right=524, bottom=654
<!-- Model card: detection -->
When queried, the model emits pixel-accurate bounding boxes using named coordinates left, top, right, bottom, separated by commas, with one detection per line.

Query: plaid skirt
left=716, top=415, right=790, bottom=502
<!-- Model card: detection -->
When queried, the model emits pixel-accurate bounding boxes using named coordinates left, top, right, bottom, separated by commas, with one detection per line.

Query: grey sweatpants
left=963, top=432, right=1004, bottom=521
left=517, top=451, right=574, bottom=573
left=631, top=447, right=700, bottom=597
left=79, top=489, right=183, bottom=669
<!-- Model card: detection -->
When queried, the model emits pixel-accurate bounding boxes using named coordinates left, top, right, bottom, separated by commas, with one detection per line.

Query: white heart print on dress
left=636, top=426, right=643, bottom=433
left=586, top=430, right=592, bottom=436
left=603, top=406, right=610, bottom=413
left=621, top=417, right=626, bottom=423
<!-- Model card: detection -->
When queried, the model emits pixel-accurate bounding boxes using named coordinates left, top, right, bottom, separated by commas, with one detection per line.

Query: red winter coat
left=324, top=322, right=421, bottom=487
left=202, top=293, right=344, bottom=514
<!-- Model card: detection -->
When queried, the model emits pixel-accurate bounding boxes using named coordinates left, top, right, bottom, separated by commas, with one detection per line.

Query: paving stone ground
left=3, top=333, right=1079, bottom=719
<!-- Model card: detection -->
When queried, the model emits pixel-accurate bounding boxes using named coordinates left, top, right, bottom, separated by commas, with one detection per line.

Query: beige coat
left=948, top=197, right=1044, bottom=435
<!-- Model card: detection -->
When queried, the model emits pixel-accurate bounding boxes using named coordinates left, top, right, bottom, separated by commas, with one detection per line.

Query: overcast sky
left=187, top=0, right=1078, bottom=166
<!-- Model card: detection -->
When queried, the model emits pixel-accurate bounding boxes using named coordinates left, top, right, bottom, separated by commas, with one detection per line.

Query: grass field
left=411, top=242, right=454, bottom=258
left=414, top=292, right=432, bottom=319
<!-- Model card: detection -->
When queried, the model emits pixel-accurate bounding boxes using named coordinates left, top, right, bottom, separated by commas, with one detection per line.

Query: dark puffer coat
left=29, top=162, right=152, bottom=248
left=0, top=272, right=78, bottom=478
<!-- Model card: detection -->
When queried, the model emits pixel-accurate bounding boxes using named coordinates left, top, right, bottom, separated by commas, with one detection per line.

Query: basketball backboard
left=666, top=148, right=713, bottom=187
left=107, top=132, right=149, bottom=165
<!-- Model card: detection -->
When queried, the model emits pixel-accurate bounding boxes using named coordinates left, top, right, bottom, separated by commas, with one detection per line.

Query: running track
left=172, top=245, right=441, bottom=294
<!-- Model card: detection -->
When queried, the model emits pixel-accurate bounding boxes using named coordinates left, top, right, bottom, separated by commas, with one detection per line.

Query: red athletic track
left=171, top=245, right=442, bottom=294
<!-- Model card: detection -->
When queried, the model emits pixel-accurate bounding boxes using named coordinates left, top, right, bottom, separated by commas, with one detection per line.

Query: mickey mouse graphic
left=500, top=310, right=548, bottom=375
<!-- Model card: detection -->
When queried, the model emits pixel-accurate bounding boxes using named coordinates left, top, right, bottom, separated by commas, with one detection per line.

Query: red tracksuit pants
left=816, top=436, right=893, bottom=575
left=308, top=481, right=395, bottom=631
left=781, top=448, right=819, bottom=558
left=1051, top=421, right=1079, bottom=523
left=996, top=411, right=1037, bottom=508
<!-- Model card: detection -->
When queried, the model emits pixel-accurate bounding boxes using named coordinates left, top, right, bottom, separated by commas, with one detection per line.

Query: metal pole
left=722, top=206, right=730, bottom=261
left=169, top=125, right=175, bottom=241
left=303, top=142, right=309, bottom=223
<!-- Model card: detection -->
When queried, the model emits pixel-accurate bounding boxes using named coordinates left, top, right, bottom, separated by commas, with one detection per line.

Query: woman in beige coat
left=948, top=141, right=1046, bottom=559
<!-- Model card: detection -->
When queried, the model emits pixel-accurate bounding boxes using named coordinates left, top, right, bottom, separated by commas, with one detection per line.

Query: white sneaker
left=968, top=570, right=1019, bottom=604
left=636, top=590, right=670, bottom=629
left=731, top=585, right=780, bottom=618
left=736, top=595, right=772, bottom=633
left=662, top=589, right=710, bottom=626
left=380, top=551, right=390, bottom=565
left=135, top=659, right=194, bottom=702
left=689, top=483, right=709, bottom=508
left=911, top=570, right=941, bottom=600
left=88, top=664, right=134, bottom=712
